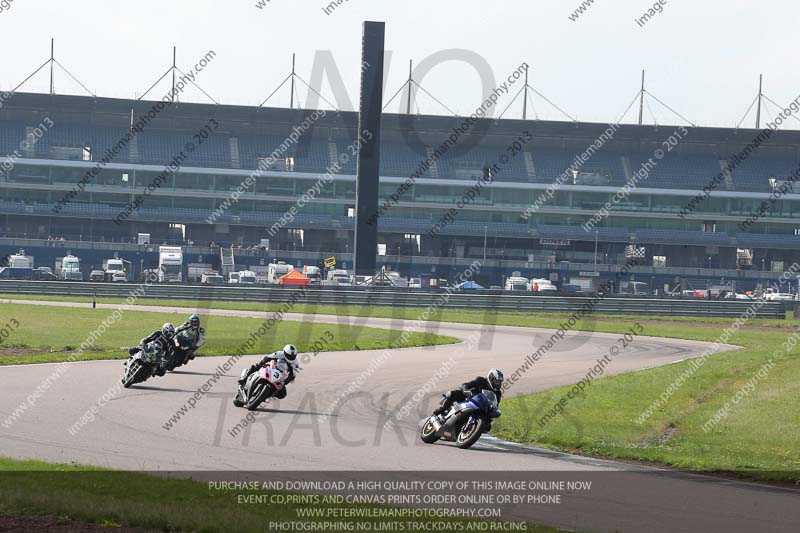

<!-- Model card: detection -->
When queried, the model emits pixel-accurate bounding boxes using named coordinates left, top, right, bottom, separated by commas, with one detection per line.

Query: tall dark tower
left=353, top=21, right=385, bottom=276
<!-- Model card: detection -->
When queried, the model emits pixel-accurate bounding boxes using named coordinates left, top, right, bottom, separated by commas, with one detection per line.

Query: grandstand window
left=287, top=229, right=304, bottom=246
left=254, top=177, right=294, bottom=195
left=175, top=173, right=209, bottom=191
left=11, top=167, right=49, bottom=185
left=403, top=234, right=421, bottom=253
left=256, top=157, right=274, bottom=170
left=169, top=224, right=185, bottom=242
left=175, top=197, right=210, bottom=210
left=335, top=182, right=356, bottom=199
left=50, top=146, right=85, bottom=161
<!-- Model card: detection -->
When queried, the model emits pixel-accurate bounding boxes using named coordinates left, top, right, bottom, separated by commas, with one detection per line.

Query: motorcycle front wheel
left=122, top=360, right=146, bottom=388
left=420, top=417, right=441, bottom=444
left=455, top=416, right=485, bottom=449
left=245, top=382, right=272, bottom=411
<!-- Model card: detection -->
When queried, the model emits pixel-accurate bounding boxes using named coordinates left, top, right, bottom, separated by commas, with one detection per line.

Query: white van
left=505, top=276, right=530, bottom=291
left=529, top=278, right=557, bottom=293
left=238, top=270, right=257, bottom=285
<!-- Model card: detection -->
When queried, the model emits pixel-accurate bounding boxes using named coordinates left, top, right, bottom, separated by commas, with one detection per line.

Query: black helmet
left=189, top=314, right=200, bottom=327
left=283, top=344, right=298, bottom=361
left=487, top=368, right=504, bottom=389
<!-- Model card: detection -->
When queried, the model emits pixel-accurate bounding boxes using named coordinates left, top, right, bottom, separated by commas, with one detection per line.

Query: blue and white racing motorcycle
left=420, top=390, right=501, bottom=449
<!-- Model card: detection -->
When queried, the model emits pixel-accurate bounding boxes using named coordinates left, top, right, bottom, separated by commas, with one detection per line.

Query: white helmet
left=162, top=323, right=175, bottom=338
left=283, top=344, right=298, bottom=361
left=487, top=368, right=504, bottom=389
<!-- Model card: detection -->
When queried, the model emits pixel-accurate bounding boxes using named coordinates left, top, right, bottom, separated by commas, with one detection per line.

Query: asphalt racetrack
left=1, top=300, right=798, bottom=532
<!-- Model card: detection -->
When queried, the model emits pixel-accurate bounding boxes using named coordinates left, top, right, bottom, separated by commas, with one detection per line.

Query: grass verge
left=0, top=302, right=456, bottom=366
left=0, top=457, right=558, bottom=533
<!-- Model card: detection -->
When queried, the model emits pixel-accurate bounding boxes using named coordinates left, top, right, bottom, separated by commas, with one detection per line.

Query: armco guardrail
left=0, top=280, right=790, bottom=318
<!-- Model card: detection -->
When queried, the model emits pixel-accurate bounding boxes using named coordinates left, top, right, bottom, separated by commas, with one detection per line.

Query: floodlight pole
left=483, top=225, right=488, bottom=262
left=406, top=60, right=413, bottom=114
left=756, top=74, right=763, bottom=129
left=172, top=47, right=177, bottom=102
left=290, top=53, right=296, bottom=109
left=638, top=70, right=645, bottom=125
left=49, top=38, right=55, bottom=95
left=522, top=68, right=529, bottom=120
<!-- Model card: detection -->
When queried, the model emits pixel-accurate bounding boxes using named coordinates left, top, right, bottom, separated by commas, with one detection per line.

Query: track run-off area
left=1, top=299, right=798, bottom=532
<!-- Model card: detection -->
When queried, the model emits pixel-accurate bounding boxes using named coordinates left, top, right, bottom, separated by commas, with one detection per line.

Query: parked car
left=535, top=284, right=559, bottom=294
left=32, top=267, right=58, bottom=281
left=562, top=284, right=584, bottom=294
left=111, top=272, right=128, bottom=282
left=89, top=270, right=105, bottom=282
left=201, top=272, right=225, bottom=285
left=765, top=291, right=794, bottom=302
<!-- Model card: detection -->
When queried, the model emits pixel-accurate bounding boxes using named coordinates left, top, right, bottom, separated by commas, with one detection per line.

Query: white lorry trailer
left=158, top=246, right=183, bottom=283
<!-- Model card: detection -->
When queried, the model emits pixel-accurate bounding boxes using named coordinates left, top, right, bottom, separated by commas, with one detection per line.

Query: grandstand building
left=1, top=91, right=799, bottom=291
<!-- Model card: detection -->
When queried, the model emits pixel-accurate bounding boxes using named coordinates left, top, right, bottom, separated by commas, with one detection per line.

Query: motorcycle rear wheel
left=420, top=417, right=440, bottom=444
left=232, top=388, right=245, bottom=408
left=456, top=417, right=485, bottom=449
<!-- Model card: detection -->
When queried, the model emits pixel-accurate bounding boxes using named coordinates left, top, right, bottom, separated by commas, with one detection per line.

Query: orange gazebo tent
left=279, top=269, right=311, bottom=286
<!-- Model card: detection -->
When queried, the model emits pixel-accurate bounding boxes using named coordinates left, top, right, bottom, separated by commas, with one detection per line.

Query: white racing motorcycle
left=233, top=359, right=291, bottom=411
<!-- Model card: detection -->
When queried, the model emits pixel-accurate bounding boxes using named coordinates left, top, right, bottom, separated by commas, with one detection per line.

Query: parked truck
left=103, top=258, right=128, bottom=282
left=238, top=270, right=258, bottom=285
left=303, top=265, right=322, bottom=285
left=324, top=269, right=353, bottom=286
left=59, top=254, right=83, bottom=281
left=504, top=276, right=530, bottom=291
left=0, top=249, right=35, bottom=280
left=158, top=246, right=183, bottom=283
left=267, top=262, right=293, bottom=284
left=9, top=249, right=33, bottom=269
left=529, top=278, right=558, bottom=294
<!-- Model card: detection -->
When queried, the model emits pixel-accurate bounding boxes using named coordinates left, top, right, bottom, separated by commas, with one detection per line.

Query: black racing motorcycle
left=166, top=331, right=196, bottom=371
left=121, top=341, right=165, bottom=388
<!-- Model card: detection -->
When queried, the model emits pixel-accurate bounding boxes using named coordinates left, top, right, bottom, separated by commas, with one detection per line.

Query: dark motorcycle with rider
left=420, top=369, right=504, bottom=449
left=166, top=314, right=205, bottom=371
left=121, top=323, right=176, bottom=388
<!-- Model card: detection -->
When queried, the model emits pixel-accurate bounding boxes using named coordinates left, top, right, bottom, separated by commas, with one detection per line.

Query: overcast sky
left=2, top=0, right=798, bottom=129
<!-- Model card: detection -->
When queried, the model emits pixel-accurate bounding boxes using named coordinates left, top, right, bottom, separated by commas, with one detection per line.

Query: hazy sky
left=1, top=0, right=798, bottom=129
